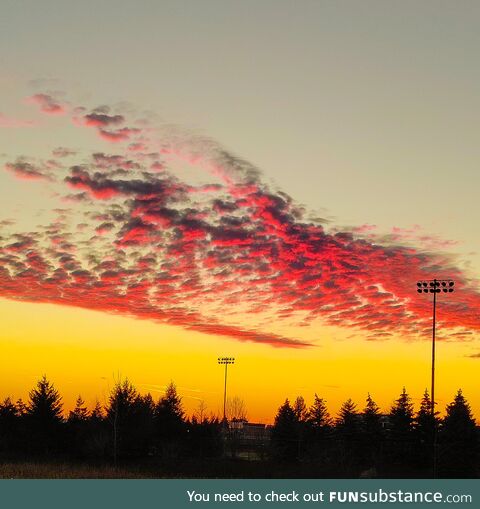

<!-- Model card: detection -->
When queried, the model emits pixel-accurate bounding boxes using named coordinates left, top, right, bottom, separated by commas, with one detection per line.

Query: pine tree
left=69, top=395, right=89, bottom=422
left=336, top=399, right=361, bottom=474
left=90, top=399, right=104, bottom=421
left=336, top=399, right=358, bottom=432
left=25, top=375, right=64, bottom=453
left=0, top=397, right=19, bottom=452
left=271, top=399, right=299, bottom=461
left=363, top=393, right=381, bottom=433
left=15, top=398, right=27, bottom=417
left=106, top=378, right=149, bottom=459
left=27, top=375, right=63, bottom=422
left=304, top=394, right=333, bottom=465
left=155, top=382, right=185, bottom=457
left=439, top=389, right=478, bottom=477
left=415, top=389, right=436, bottom=438
left=388, top=387, right=414, bottom=467
left=308, top=394, right=332, bottom=429
left=413, top=389, right=436, bottom=470
left=389, top=387, right=414, bottom=437
left=155, top=381, right=184, bottom=433
left=360, top=393, right=383, bottom=471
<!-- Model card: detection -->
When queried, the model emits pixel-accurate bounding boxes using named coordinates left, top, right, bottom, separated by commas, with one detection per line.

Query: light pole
left=218, top=357, right=235, bottom=423
left=416, top=278, right=454, bottom=477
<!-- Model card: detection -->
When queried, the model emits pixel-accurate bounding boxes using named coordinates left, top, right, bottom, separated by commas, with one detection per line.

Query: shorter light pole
left=218, top=357, right=235, bottom=423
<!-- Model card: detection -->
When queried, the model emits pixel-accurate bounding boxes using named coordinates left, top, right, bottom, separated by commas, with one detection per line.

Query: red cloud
left=4, top=161, right=51, bottom=181
left=2, top=92, right=480, bottom=348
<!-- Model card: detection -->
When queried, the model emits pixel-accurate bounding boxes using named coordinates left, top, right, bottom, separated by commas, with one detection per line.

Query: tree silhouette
left=304, top=394, right=333, bottom=467
left=308, top=394, right=332, bottom=429
left=361, top=393, right=383, bottom=470
left=106, top=378, right=154, bottom=459
left=69, top=395, right=89, bottom=422
left=439, top=389, right=478, bottom=477
left=336, top=398, right=359, bottom=433
left=90, top=399, right=104, bottom=421
left=0, top=375, right=478, bottom=477
left=293, top=396, right=308, bottom=422
left=388, top=387, right=414, bottom=468
left=15, top=398, right=27, bottom=417
left=335, top=399, right=361, bottom=473
left=226, top=396, right=248, bottom=422
left=389, top=387, right=414, bottom=436
left=271, top=399, right=299, bottom=461
left=67, top=395, right=89, bottom=456
left=0, top=397, right=19, bottom=451
left=27, top=375, right=63, bottom=421
left=155, top=382, right=185, bottom=458
left=85, top=399, right=108, bottom=458
left=413, top=389, right=436, bottom=469
left=25, top=375, right=64, bottom=453
left=363, top=394, right=381, bottom=432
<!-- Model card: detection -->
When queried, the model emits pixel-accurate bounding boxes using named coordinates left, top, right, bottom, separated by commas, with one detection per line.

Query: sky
left=0, top=0, right=479, bottom=423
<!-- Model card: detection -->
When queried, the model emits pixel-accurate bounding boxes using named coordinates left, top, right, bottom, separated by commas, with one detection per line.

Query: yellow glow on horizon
left=0, top=298, right=478, bottom=425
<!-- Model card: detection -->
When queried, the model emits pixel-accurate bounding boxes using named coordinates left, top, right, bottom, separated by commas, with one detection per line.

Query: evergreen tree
left=85, top=399, right=108, bottom=458
left=389, top=387, right=414, bottom=436
left=413, top=389, right=436, bottom=470
left=155, top=382, right=184, bottom=435
left=90, top=399, right=104, bottom=421
left=15, top=398, right=27, bottom=417
left=363, top=393, right=381, bottom=434
left=67, top=395, right=89, bottom=456
left=360, top=393, right=383, bottom=470
left=154, top=382, right=185, bottom=457
left=69, top=395, right=89, bottom=422
left=25, top=375, right=64, bottom=453
left=308, top=394, right=332, bottom=429
left=388, top=387, right=414, bottom=468
left=271, top=399, right=299, bottom=461
left=27, top=375, right=63, bottom=422
left=336, top=399, right=361, bottom=474
left=304, top=394, right=333, bottom=467
left=0, top=397, right=19, bottom=451
left=106, top=378, right=153, bottom=458
left=336, top=399, right=359, bottom=433
left=439, top=389, right=478, bottom=477
left=292, top=395, right=308, bottom=459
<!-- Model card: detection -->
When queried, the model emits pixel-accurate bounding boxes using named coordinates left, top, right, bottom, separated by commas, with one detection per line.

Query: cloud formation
left=26, top=93, right=66, bottom=115
left=1, top=92, right=480, bottom=348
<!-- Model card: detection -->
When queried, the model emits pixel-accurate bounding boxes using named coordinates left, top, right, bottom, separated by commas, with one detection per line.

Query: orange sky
left=1, top=298, right=478, bottom=424
left=1, top=2, right=480, bottom=426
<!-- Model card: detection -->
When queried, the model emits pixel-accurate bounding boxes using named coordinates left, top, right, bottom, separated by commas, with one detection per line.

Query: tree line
left=271, top=389, right=478, bottom=477
left=0, top=376, right=478, bottom=477
left=0, top=376, right=223, bottom=464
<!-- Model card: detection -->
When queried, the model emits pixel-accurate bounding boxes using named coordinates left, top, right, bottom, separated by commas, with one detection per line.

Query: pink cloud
left=2, top=92, right=480, bottom=348
left=26, top=94, right=66, bottom=115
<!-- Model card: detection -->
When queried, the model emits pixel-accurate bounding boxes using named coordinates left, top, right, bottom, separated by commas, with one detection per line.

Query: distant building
left=224, top=419, right=271, bottom=460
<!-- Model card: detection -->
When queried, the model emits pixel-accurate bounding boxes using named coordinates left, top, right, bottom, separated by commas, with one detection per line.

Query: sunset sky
left=1, top=1, right=479, bottom=423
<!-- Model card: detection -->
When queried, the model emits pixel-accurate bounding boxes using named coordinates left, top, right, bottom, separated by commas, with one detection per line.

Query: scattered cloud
left=26, top=93, right=66, bottom=115
left=0, top=92, right=479, bottom=348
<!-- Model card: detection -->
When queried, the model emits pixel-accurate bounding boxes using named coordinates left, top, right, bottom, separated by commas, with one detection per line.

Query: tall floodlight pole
left=416, top=278, right=455, bottom=477
left=218, top=357, right=235, bottom=423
